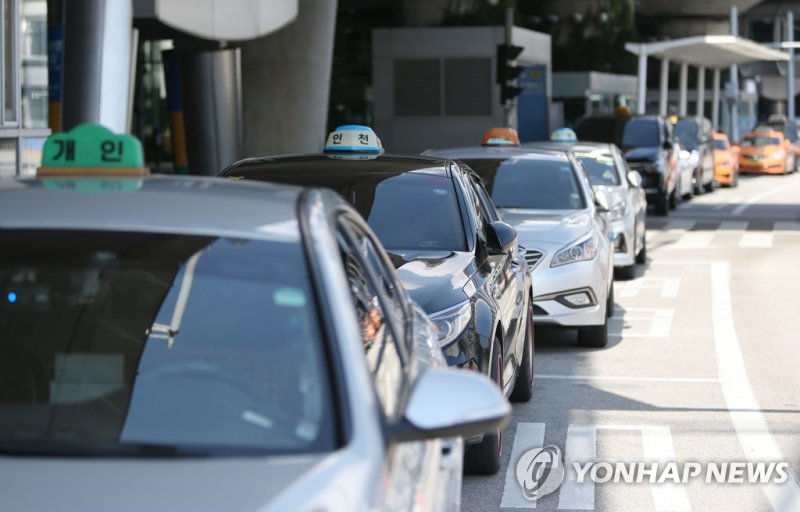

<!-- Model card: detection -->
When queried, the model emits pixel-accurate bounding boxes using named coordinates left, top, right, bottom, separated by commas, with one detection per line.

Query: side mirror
left=594, top=189, right=611, bottom=212
left=627, top=170, right=643, bottom=188
left=386, top=367, right=510, bottom=443
left=486, top=221, right=517, bottom=255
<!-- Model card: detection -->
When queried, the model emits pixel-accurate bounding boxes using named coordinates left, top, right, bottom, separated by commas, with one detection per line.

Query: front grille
left=525, top=249, right=545, bottom=269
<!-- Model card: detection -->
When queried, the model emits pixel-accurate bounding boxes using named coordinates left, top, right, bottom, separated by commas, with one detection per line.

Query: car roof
left=523, top=141, right=614, bottom=154
left=0, top=175, right=305, bottom=242
left=225, top=153, right=450, bottom=177
left=424, top=145, right=568, bottom=161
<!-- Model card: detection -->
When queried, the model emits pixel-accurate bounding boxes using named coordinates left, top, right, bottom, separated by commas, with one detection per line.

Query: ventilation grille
left=444, top=58, right=491, bottom=116
left=394, top=59, right=441, bottom=116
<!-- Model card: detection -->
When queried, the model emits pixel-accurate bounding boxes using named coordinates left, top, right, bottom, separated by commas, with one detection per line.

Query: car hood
left=387, top=250, right=474, bottom=313
left=624, top=146, right=661, bottom=162
left=0, top=454, right=329, bottom=512
left=498, top=209, right=593, bottom=245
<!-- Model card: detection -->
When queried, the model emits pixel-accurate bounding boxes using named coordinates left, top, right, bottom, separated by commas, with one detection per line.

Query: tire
left=577, top=318, right=609, bottom=348
left=693, top=170, right=703, bottom=195
left=635, top=233, right=647, bottom=264
left=654, top=193, right=669, bottom=216
left=668, top=186, right=679, bottom=210
left=606, top=281, right=615, bottom=318
left=464, top=337, right=503, bottom=475
left=510, top=303, right=534, bottom=403
left=704, top=174, right=715, bottom=193
left=616, top=263, right=635, bottom=280
left=684, top=174, right=695, bottom=200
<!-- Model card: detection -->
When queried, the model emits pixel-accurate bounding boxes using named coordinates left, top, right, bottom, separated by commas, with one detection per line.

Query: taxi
left=221, top=125, right=535, bottom=475
left=712, top=130, right=739, bottom=187
left=738, top=128, right=796, bottom=174
left=426, top=128, right=615, bottom=348
left=0, top=124, right=509, bottom=512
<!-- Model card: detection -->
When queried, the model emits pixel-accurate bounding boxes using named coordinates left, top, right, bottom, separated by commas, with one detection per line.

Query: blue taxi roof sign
left=324, top=125, right=384, bottom=154
left=550, top=127, right=578, bottom=142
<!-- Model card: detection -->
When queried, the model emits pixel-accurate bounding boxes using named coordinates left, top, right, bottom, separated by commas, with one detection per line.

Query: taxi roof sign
left=482, top=127, right=520, bottom=146
left=324, top=125, right=384, bottom=154
left=550, top=127, right=577, bottom=142
left=38, top=123, right=148, bottom=177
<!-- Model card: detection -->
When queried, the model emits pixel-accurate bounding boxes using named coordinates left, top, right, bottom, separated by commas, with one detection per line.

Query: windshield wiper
left=0, top=440, right=209, bottom=458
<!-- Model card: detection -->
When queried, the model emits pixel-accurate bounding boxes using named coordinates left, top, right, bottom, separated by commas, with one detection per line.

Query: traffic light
left=496, top=43, right=524, bottom=104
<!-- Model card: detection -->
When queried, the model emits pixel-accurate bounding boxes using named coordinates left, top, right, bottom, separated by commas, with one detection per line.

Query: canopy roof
left=625, top=35, right=788, bottom=68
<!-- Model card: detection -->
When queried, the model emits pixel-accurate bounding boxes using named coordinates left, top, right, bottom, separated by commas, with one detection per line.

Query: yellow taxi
left=712, top=131, right=738, bottom=187
left=738, top=128, right=795, bottom=175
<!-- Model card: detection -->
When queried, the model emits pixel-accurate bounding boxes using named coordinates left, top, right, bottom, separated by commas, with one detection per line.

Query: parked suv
left=621, top=115, right=679, bottom=216
left=675, top=116, right=715, bottom=195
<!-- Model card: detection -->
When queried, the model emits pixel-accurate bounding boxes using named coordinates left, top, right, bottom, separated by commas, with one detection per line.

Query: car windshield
left=713, top=139, right=728, bottom=150
left=575, top=152, right=621, bottom=186
left=462, top=158, right=585, bottom=210
left=0, top=229, right=336, bottom=457
left=675, top=121, right=699, bottom=150
left=622, top=119, right=661, bottom=148
left=741, top=136, right=780, bottom=147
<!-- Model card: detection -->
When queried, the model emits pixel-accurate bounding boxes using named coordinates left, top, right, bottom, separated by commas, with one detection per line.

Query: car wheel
left=654, top=192, right=669, bottom=216
left=577, top=318, right=609, bottom=348
left=606, top=281, right=615, bottom=318
left=704, top=174, right=715, bottom=193
left=616, top=263, right=635, bottom=280
left=693, top=170, right=703, bottom=195
left=510, top=303, right=534, bottom=403
left=464, top=337, right=503, bottom=475
left=668, top=186, right=679, bottom=210
left=684, top=174, right=695, bottom=200
left=635, top=233, right=647, bottom=264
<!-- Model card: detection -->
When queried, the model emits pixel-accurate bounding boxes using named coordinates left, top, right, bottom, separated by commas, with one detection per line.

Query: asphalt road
left=463, top=172, right=800, bottom=512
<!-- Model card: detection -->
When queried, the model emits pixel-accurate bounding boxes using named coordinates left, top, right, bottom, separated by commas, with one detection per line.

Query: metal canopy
left=625, top=35, right=788, bottom=68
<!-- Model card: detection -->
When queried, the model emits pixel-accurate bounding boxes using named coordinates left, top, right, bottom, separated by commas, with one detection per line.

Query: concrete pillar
left=659, top=58, right=670, bottom=116
left=712, top=68, right=721, bottom=129
left=788, top=11, right=795, bottom=118
left=62, top=0, right=134, bottom=132
left=697, top=66, right=706, bottom=117
left=179, top=49, right=242, bottom=176
left=637, top=47, right=647, bottom=114
left=241, top=0, right=338, bottom=156
left=730, top=6, right=740, bottom=141
left=678, top=62, right=688, bottom=116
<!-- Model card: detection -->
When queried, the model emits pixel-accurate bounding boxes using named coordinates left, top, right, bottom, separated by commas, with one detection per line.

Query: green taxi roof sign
left=38, top=123, right=147, bottom=176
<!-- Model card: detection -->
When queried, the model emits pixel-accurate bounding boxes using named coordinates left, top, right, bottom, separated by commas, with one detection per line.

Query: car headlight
left=429, top=301, right=472, bottom=348
left=773, top=150, right=785, bottom=159
left=551, top=233, right=599, bottom=267
left=610, top=201, right=627, bottom=221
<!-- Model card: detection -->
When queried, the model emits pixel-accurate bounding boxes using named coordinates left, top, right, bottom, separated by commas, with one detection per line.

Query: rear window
left=622, top=119, right=662, bottom=148
left=0, top=230, right=336, bottom=457
left=462, top=158, right=585, bottom=210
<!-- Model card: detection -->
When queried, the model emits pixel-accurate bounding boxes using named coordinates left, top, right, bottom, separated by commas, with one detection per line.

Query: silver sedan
left=0, top=175, right=509, bottom=512
left=426, top=146, right=614, bottom=347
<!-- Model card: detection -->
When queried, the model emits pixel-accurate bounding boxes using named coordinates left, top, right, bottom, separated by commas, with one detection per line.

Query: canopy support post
left=679, top=62, right=688, bottom=116
left=697, top=66, right=706, bottom=117
left=637, top=46, right=648, bottom=114
left=712, top=68, right=721, bottom=129
left=659, top=58, right=670, bottom=116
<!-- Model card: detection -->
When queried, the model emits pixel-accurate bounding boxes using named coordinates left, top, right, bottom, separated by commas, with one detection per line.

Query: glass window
left=20, top=1, right=48, bottom=130
left=0, top=230, right=336, bottom=456
left=576, top=152, right=622, bottom=186
left=675, top=120, right=699, bottom=150
left=462, top=157, right=586, bottom=210
left=3, top=0, right=17, bottom=124
left=360, top=172, right=467, bottom=252
left=337, top=220, right=406, bottom=419
left=0, top=136, right=15, bottom=176
left=20, top=136, right=43, bottom=176
left=741, top=136, right=780, bottom=147
left=622, top=119, right=661, bottom=148
left=713, top=139, right=728, bottom=150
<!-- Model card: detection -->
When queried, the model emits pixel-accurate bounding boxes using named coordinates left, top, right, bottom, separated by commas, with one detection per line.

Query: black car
left=621, top=115, right=680, bottom=216
left=675, top=116, right=715, bottom=195
left=221, top=145, right=534, bottom=475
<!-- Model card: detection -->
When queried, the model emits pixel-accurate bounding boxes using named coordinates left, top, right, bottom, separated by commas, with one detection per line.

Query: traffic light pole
left=504, top=6, right=514, bottom=127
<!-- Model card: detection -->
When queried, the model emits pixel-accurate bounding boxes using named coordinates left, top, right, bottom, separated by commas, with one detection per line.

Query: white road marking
left=711, top=262, right=800, bottom=510
left=535, top=374, right=719, bottom=384
left=668, top=232, right=715, bottom=250
left=559, top=425, right=691, bottom=511
left=640, top=426, right=692, bottom=512
left=731, top=179, right=800, bottom=215
left=739, top=232, right=773, bottom=248
left=559, top=424, right=597, bottom=510
left=620, top=277, right=681, bottom=298
left=501, top=422, right=546, bottom=508
left=610, top=308, right=674, bottom=338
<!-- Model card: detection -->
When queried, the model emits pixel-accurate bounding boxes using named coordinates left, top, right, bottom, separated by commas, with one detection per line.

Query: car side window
left=470, top=176, right=500, bottom=223
left=336, top=216, right=408, bottom=420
